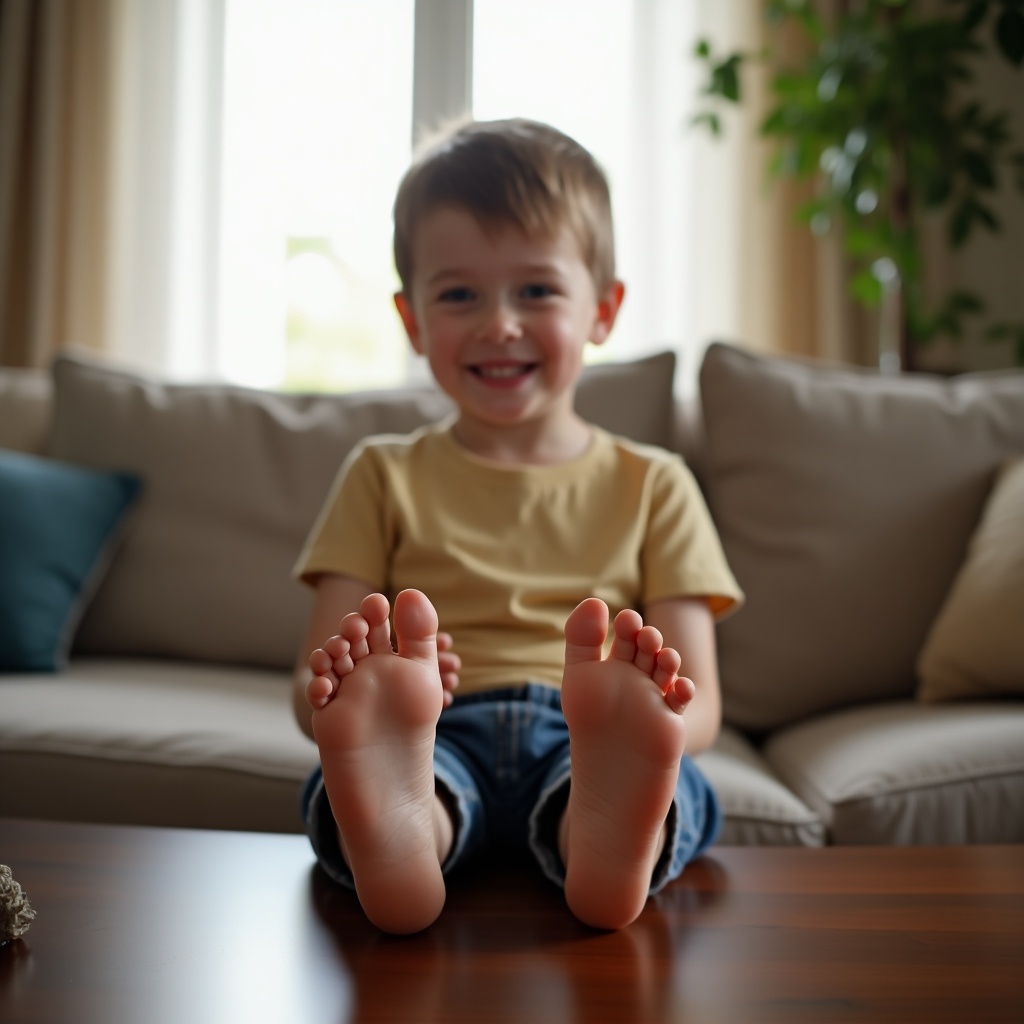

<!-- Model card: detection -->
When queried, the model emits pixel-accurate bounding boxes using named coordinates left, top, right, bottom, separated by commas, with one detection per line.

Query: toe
left=306, top=673, right=336, bottom=710
left=664, top=675, right=695, bottom=715
left=609, top=608, right=642, bottom=663
left=340, top=611, right=370, bottom=660
left=634, top=625, right=663, bottom=675
left=392, top=590, right=440, bottom=667
left=564, top=598, right=609, bottom=665
left=332, top=652, right=354, bottom=677
left=652, top=647, right=681, bottom=691
left=322, top=635, right=350, bottom=661
left=361, top=593, right=393, bottom=654
left=309, top=646, right=333, bottom=677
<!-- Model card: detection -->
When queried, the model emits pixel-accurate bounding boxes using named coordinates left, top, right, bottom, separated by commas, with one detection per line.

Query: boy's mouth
left=467, top=361, right=538, bottom=382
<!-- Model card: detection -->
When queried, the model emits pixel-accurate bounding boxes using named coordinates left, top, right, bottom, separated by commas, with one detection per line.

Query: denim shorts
left=302, top=683, right=721, bottom=894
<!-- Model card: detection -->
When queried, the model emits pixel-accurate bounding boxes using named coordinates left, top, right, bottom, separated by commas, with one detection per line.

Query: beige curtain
left=732, top=6, right=870, bottom=367
left=0, top=0, right=118, bottom=368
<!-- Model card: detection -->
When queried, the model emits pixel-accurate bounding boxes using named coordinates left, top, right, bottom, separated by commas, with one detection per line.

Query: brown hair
left=393, top=118, right=616, bottom=294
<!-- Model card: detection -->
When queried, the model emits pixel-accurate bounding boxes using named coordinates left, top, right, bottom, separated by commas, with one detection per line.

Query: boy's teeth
left=477, top=364, right=527, bottom=378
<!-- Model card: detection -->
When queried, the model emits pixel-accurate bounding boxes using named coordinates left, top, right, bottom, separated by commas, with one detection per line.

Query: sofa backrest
left=8, top=344, right=1021, bottom=735
left=38, top=350, right=680, bottom=671
left=0, top=368, right=52, bottom=455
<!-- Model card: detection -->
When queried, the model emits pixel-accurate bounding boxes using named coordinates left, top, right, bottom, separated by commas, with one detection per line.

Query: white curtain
left=106, top=0, right=225, bottom=377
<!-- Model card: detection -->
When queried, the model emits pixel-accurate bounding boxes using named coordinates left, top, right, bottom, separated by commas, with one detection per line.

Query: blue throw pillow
left=0, top=450, right=141, bottom=671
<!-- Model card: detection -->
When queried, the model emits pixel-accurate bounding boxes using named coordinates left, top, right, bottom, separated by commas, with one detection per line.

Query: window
left=218, top=0, right=415, bottom=390
left=216, top=0, right=700, bottom=392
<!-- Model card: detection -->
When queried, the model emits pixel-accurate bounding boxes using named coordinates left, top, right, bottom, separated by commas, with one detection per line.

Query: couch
left=1, top=343, right=1022, bottom=847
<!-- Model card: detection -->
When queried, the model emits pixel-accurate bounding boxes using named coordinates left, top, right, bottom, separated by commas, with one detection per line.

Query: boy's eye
left=438, top=287, right=474, bottom=303
left=521, top=283, right=555, bottom=299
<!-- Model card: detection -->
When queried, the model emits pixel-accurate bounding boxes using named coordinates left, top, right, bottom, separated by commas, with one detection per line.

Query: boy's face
left=394, top=206, right=623, bottom=444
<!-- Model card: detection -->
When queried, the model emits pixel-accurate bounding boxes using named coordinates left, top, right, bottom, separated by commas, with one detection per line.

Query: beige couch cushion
left=695, top=727, right=824, bottom=846
left=762, top=702, right=1024, bottom=844
left=0, top=659, right=316, bottom=832
left=699, top=342, right=1024, bottom=732
left=0, top=367, right=52, bottom=454
left=917, top=458, right=1024, bottom=702
left=48, top=351, right=678, bottom=669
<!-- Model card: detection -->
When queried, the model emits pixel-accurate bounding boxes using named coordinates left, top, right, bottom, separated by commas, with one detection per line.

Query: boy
left=293, top=118, right=742, bottom=935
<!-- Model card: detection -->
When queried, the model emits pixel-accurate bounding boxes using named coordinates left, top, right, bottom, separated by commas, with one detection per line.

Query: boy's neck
left=449, top=411, right=594, bottom=466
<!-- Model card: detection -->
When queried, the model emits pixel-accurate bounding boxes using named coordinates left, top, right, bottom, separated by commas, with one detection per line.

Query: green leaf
left=980, top=111, right=1010, bottom=146
left=984, top=323, right=1024, bottom=365
left=695, top=38, right=711, bottom=59
left=960, top=1, right=990, bottom=35
left=708, top=56, right=744, bottom=102
left=996, top=9, right=1024, bottom=65
left=796, top=197, right=831, bottom=223
left=948, top=290, right=985, bottom=314
left=720, top=59, right=741, bottom=101
left=963, top=150, right=996, bottom=187
left=925, top=172, right=953, bottom=206
left=951, top=201, right=974, bottom=246
left=690, top=111, right=722, bottom=136
left=844, top=226, right=885, bottom=256
left=973, top=199, right=1000, bottom=230
left=849, top=268, right=883, bottom=307
left=951, top=197, right=1003, bottom=244
left=761, top=109, right=789, bottom=135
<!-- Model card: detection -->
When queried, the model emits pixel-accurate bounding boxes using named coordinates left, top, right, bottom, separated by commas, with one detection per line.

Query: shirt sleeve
left=641, top=454, right=744, bottom=619
left=293, top=441, right=392, bottom=590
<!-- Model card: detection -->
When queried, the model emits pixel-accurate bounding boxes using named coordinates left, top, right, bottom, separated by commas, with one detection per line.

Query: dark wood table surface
left=1, top=817, right=1021, bottom=1024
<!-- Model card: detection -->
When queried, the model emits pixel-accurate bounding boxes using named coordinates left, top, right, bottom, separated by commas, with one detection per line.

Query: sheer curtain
left=107, top=0, right=225, bottom=378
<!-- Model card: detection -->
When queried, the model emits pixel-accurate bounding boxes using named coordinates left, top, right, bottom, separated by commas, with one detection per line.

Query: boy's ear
left=394, top=292, right=424, bottom=354
left=589, top=280, right=626, bottom=346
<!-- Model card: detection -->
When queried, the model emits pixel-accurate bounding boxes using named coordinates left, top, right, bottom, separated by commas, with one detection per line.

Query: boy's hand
left=437, top=631, right=461, bottom=706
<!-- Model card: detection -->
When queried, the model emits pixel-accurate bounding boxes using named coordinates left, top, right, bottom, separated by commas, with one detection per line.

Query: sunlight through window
left=218, top=0, right=414, bottom=391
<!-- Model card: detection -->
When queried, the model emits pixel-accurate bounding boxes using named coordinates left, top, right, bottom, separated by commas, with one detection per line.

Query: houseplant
left=694, top=0, right=1024, bottom=370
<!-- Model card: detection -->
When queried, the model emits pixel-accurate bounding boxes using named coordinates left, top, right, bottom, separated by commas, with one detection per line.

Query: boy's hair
left=393, top=118, right=616, bottom=295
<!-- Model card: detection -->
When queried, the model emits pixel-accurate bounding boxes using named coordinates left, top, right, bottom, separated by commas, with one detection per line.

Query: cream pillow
left=699, top=342, right=1024, bottom=732
left=917, top=459, right=1024, bottom=701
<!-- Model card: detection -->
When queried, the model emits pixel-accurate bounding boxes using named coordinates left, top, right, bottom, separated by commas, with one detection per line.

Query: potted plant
left=694, top=0, right=1024, bottom=371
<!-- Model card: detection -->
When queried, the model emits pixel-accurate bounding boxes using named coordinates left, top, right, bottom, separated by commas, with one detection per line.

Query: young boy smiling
left=293, top=118, right=742, bottom=934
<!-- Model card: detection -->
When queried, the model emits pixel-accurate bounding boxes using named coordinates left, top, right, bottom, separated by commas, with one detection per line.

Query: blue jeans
left=302, top=683, right=721, bottom=894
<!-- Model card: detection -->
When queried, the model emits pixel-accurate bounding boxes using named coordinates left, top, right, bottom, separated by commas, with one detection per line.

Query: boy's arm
left=643, top=596, right=722, bottom=756
left=293, top=574, right=374, bottom=740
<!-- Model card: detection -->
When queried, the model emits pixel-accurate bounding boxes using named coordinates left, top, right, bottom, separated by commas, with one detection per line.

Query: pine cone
left=0, top=864, right=36, bottom=942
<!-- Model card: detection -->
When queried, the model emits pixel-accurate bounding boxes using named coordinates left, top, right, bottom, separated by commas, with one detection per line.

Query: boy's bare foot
left=559, top=598, right=694, bottom=930
left=308, top=589, right=449, bottom=933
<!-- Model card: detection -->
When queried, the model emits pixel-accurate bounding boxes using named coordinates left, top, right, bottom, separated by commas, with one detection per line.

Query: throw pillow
left=916, top=458, right=1024, bottom=701
left=699, top=342, right=1024, bottom=732
left=0, top=450, right=140, bottom=671
left=48, top=350, right=677, bottom=671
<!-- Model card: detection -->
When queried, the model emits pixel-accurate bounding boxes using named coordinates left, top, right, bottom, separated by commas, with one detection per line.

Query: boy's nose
left=475, top=303, right=523, bottom=344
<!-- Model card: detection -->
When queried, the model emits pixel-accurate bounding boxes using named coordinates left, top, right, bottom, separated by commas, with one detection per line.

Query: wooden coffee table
left=1, top=817, right=1021, bottom=1023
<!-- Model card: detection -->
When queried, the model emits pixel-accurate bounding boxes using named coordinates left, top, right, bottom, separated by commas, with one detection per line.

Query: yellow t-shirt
left=295, top=422, right=743, bottom=695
